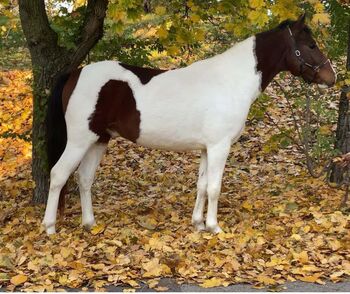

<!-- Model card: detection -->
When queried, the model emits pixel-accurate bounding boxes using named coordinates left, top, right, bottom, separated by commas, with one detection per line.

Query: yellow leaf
left=257, top=275, right=276, bottom=285
left=155, top=6, right=166, bottom=15
left=298, top=251, right=309, bottom=264
left=125, top=279, right=139, bottom=287
left=312, top=13, right=330, bottom=25
left=242, top=201, right=253, bottom=211
left=10, top=274, right=27, bottom=286
left=91, top=224, right=105, bottom=235
left=200, top=277, right=227, bottom=288
left=74, top=0, right=86, bottom=9
left=60, top=247, right=71, bottom=259
left=248, top=10, right=269, bottom=27
left=190, top=14, right=201, bottom=22
left=249, top=0, right=265, bottom=9
left=330, top=271, right=344, bottom=281
left=157, top=26, right=168, bottom=40
left=319, top=125, right=332, bottom=135
left=299, top=273, right=322, bottom=283
left=58, top=274, right=68, bottom=285
left=167, top=45, right=180, bottom=56
left=142, top=258, right=162, bottom=277
left=303, top=225, right=311, bottom=233
left=291, top=234, right=301, bottom=241
left=314, top=2, right=325, bottom=13
left=328, top=239, right=341, bottom=251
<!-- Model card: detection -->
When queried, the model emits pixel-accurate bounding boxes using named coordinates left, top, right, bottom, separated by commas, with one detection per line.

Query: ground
left=0, top=70, right=349, bottom=291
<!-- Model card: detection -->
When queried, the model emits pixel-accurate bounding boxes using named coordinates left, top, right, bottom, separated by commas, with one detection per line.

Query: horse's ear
left=297, top=13, right=306, bottom=24
left=296, top=12, right=306, bottom=27
left=293, top=13, right=306, bottom=32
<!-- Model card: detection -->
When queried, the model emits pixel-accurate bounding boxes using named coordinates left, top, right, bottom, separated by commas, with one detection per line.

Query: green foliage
left=50, top=6, right=86, bottom=50
left=249, top=93, right=272, bottom=121
left=263, top=128, right=293, bottom=153
left=326, top=0, right=350, bottom=58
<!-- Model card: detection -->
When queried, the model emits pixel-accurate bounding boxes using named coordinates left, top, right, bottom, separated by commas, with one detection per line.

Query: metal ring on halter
left=295, top=50, right=301, bottom=57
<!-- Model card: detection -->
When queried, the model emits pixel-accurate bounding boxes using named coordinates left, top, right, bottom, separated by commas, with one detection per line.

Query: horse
left=43, top=14, right=336, bottom=235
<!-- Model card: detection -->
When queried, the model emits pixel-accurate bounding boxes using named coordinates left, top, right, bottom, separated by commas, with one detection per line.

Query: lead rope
left=271, top=80, right=333, bottom=178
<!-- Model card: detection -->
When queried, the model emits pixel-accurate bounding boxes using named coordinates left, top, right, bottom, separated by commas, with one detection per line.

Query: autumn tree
left=329, top=4, right=350, bottom=183
left=18, top=0, right=108, bottom=203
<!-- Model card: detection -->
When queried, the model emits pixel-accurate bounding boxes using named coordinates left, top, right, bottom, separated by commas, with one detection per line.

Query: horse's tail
left=47, top=73, right=70, bottom=217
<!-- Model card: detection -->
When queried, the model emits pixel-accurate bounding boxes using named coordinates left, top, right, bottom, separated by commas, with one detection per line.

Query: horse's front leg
left=192, top=149, right=208, bottom=231
left=205, top=139, right=231, bottom=233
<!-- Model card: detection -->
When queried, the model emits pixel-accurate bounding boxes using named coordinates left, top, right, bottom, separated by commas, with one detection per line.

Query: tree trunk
left=18, top=0, right=108, bottom=203
left=330, top=20, right=350, bottom=183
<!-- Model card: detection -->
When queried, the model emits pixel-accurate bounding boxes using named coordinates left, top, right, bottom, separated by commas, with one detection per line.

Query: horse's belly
left=137, top=118, right=205, bottom=151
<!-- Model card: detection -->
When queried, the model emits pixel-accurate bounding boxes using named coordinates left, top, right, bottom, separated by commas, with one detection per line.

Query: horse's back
left=64, top=37, right=259, bottom=150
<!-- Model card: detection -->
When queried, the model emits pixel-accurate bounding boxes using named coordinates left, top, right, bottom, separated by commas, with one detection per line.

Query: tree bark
left=18, top=0, right=108, bottom=203
left=330, top=19, right=350, bottom=183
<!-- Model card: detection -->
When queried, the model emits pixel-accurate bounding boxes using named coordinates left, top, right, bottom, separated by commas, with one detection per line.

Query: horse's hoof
left=83, top=220, right=96, bottom=230
left=193, top=221, right=206, bottom=231
left=44, top=224, right=56, bottom=235
left=206, top=224, right=222, bottom=234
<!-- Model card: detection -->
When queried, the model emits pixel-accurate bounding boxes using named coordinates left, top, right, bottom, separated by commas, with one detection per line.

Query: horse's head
left=284, top=14, right=336, bottom=87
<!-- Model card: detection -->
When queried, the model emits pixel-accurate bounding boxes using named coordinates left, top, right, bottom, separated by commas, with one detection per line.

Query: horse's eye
left=309, top=44, right=316, bottom=49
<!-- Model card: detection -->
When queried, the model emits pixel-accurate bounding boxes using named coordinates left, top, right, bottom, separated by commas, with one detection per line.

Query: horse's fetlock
left=192, top=217, right=205, bottom=231
left=42, top=220, right=56, bottom=235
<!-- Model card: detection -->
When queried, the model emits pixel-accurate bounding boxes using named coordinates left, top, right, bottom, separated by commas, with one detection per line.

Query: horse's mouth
left=317, top=84, right=328, bottom=89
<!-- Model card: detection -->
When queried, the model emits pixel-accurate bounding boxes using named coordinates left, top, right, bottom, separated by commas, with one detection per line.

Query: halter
left=287, top=26, right=330, bottom=77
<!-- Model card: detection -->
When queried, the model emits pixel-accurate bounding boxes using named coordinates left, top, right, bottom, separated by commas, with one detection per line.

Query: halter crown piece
left=287, top=26, right=330, bottom=74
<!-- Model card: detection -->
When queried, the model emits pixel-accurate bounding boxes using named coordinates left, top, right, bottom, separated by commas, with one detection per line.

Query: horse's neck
left=255, top=29, right=288, bottom=91
left=212, top=37, right=262, bottom=102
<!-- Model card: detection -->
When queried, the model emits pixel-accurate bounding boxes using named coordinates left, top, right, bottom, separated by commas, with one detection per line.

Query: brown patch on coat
left=120, top=63, right=166, bottom=84
left=89, top=80, right=141, bottom=143
left=62, top=68, right=82, bottom=112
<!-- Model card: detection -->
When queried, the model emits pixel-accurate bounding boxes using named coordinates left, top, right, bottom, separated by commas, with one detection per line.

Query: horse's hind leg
left=192, top=149, right=208, bottom=231
left=43, top=141, right=92, bottom=234
left=77, top=143, right=107, bottom=229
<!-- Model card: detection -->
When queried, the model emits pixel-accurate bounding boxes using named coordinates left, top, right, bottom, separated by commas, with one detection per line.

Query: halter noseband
left=287, top=26, right=330, bottom=77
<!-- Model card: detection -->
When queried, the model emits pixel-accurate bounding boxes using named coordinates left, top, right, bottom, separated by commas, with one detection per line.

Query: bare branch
left=68, top=0, right=108, bottom=70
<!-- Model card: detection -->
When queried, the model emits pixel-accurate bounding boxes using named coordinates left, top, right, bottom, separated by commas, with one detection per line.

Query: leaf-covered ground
left=0, top=70, right=349, bottom=291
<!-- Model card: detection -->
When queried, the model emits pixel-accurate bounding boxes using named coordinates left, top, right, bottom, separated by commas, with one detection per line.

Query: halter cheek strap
left=287, top=26, right=330, bottom=77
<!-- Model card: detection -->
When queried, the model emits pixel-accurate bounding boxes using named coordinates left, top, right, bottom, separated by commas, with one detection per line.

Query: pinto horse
left=43, top=15, right=336, bottom=235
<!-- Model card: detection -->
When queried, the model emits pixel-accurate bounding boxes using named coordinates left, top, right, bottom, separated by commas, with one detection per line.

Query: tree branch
left=68, top=0, right=108, bottom=70
left=18, top=0, right=62, bottom=61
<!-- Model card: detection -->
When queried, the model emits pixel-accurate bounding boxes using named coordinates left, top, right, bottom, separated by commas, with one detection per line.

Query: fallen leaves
left=10, top=274, right=27, bottom=286
left=200, top=277, right=228, bottom=288
left=91, top=223, right=105, bottom=235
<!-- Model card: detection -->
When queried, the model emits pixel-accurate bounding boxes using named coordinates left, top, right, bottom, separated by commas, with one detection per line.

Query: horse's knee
left=49, top=167, right=68, bottom=191
left=207, top=183, right=221, bottom=198
left=197, top=176, right=207, bottom=192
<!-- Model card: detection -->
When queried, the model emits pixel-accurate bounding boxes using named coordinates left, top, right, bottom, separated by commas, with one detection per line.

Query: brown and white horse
left=43, top=15, right=336, bottom=235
